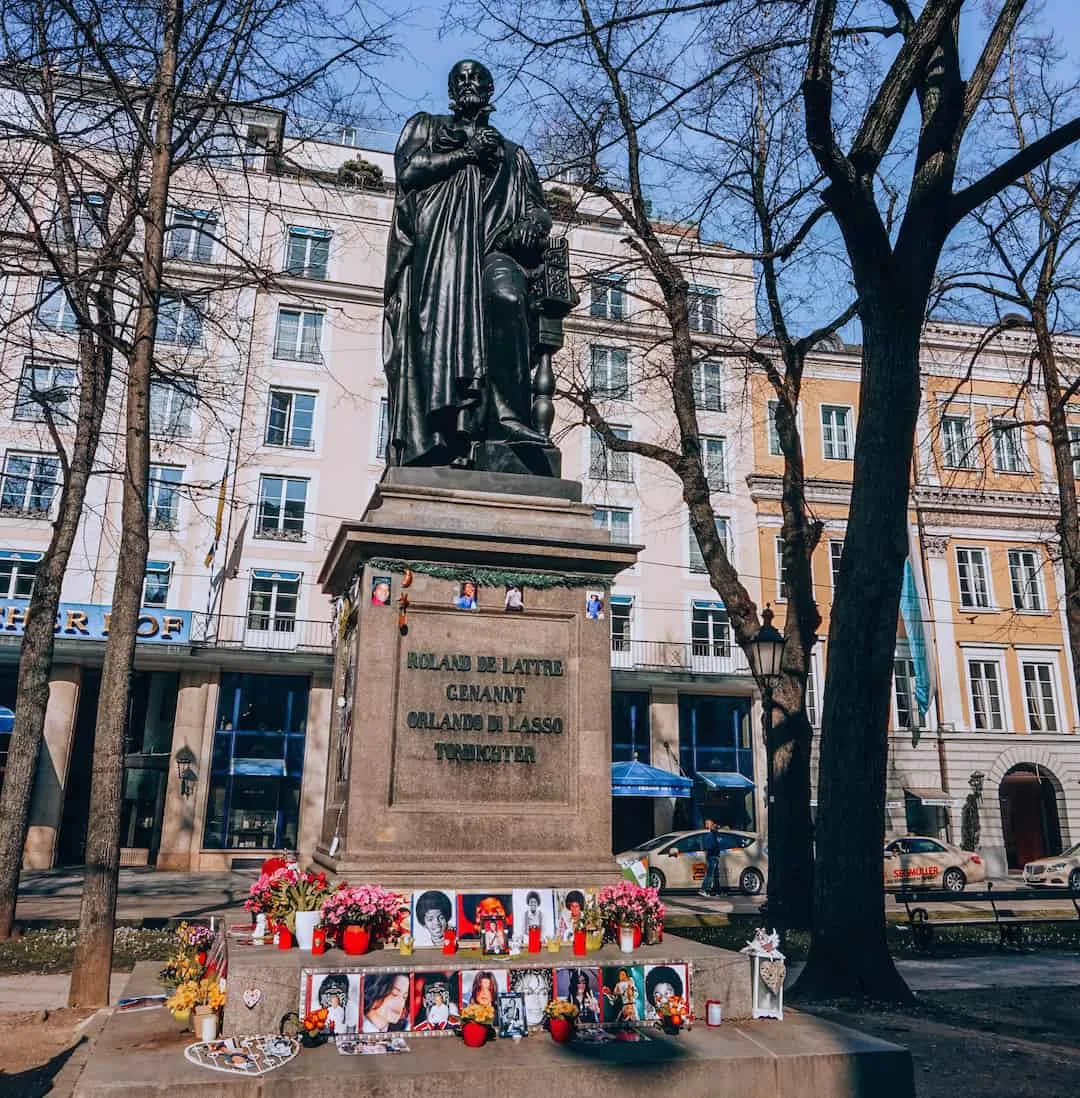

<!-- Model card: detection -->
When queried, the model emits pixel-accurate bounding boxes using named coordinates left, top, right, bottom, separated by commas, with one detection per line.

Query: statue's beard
left=453, top=91, right=490, bottom=115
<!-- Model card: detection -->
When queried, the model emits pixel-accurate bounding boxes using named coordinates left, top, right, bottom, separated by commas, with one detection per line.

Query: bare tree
left=464, top=0, right=868, bottom=928
left=797, top=0, right=1080, bottom=1000
left=0, top=0, right=396, bottom=1003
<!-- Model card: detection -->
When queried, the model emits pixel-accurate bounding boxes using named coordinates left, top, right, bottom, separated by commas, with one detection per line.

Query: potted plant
left=581, top=897, right=604, bottom=952
left=320, top=883, right=403, bottom=954
left=167, top=977, right=225, bottom=1038
left=301, top=1007, right=334, bottom=1048
left=543, top=998, right=579, bottom=1043
left=597, top=881, right=664, bottom=948
left=655, top=994, right=690, bottom=1035
left=460, top=1002, right=495, bottom=1047
left=267, top=866, right=332, bottom=950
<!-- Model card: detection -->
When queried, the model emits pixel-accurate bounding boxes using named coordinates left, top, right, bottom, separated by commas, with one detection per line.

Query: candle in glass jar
left=312, top=928, right=326, bottom=955
left=528, top=926, right=541, bottom=953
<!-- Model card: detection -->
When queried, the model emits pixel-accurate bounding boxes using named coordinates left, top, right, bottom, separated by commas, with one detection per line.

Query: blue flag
left=900, top=558, right=932, bottom=717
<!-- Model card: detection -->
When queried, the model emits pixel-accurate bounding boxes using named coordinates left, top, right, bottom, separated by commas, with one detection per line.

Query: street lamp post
left=746, top=605, right=786, bottom=922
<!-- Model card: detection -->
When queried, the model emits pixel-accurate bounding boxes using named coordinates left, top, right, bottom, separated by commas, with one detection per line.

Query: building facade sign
left=0, top=601, right=192, bottom=644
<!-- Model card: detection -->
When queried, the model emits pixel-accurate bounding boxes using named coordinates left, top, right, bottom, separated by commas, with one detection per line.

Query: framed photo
left=554, top=888, right=590, bottom=942
left=411, top=889, right=456, bottom=948
left=361, top=972, right=412, bottom=1033
left=480, top=916, right=510, bottom=956
left=496, top=992, right=528, bottom=1039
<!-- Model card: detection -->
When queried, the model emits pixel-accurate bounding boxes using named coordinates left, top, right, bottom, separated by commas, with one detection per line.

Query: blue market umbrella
left=611, top=760, right=693, bottom=798
left=0, top=707, right=13, bottom=734
left=695, top=771, right=755, bottom=791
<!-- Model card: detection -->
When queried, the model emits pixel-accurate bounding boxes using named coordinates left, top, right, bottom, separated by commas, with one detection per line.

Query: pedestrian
left=698, top=819, right=722, bottom=897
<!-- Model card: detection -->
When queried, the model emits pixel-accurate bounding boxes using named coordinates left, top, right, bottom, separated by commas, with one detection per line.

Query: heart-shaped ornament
left=185, top=1035, right=298, bottom=1075
left=760, top=958, right=786, bottom=996
left=243, top=987, right=262, bottom=1009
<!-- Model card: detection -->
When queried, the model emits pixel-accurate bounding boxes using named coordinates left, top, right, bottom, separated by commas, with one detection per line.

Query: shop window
left=123, top=671, right=178, bottom=755
left=203, top=672, right=310, bottom=850
left=678, top=694, right=754, bottom=830
left=611, top=690, right=650, bottom=763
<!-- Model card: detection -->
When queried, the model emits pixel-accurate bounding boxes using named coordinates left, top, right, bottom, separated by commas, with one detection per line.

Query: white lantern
left=741, top=927, right=785, bottom=1020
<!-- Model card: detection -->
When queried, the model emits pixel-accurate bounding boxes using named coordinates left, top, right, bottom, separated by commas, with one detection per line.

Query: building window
left=1008, top=549, right=1044, bottom=612
left=0, top=550, right=41, bottom=598
left=265, top=389, right=316, bottom=449
left=589, top=427, right=632, bottom=482
left=36, top=278, right=78, bottom=333
left=147, top=465, right=183, bottom=530
left=285, top=226, right=331, bottom=280
left=1022, top=662, right=1059, bottom=732
left=968, top=660, right=1004, bottom=730
left=1069, top=426, right=1080, bottom=478
left=694, top=361, right=724, bottom=412
left=689, top=516, right=732, bottom=573
left=692, top=601, right=731, bottom=658
left=167, top=208, right=216, bottom=262
left=687, top=287, right=718, bottom=334
left=766, top=400, right=781, bottom=456
left=274, top=307, right=323, bottom=362
left=829, top=539, right=844, bottom=590
left=612, top=690, right=650, bottom=764
left=589, top=274, right=626, bottom=320
left=820, top=404, right=852, bottom=460
left=775, top=536, right=790, bottom=600
left=15, top=361, right=76, bottom=422
left=677, top=695, right=755, bottom=824
left=592, top=507, right=631, bottom=544
left=806, top=653, right=819, bottom=727
left=702, top=436, right=728, bottom=492
left=0, top=453, right=59, bottom=516
left=940, top=414, right=975, bottom=469
left=375, top=397, right=389, bottom=460
left=142, top=560, right=172, bottom=608
left=992, top=418, right=1026, bottom=472
left=149, top=380, right=195, bottom=437
left=611, top=596, right=633, bottom=655
left=893, top=657, right=917, bottom=730
left=156, top=294, right=204, bottom=346
left=246, top=571, right=300, bottom=632
left=56, top=193, right=104, bottom=247
left=256, top=475, right=308, bottom=540
left=956, top=547, right=992, bottom=610
left=589, top=346, right=630, bottom=399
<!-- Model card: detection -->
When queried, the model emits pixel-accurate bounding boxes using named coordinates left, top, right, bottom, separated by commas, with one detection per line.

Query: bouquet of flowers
left=159, top=950, right=202, bottom=989
left=655, top=994, right=689, bottom=1027
left=166, top=976, right=226, bottom=1016
left=244, top=870, right=280, bottom=916
left=176, top=922, right=216, bottom=955
left=578, top=897, right=604, bottom=933
left=320, top=883, right=403, bottom=940
left=249, top=865, right=331, bottom=932
left=302, top=1007, right=334, bottom=1036
left=460, top=1001, right=495, bottom=1026
left=543, top=999, right=580, bottom=1021
left=596, top=881, right=664, bottom=932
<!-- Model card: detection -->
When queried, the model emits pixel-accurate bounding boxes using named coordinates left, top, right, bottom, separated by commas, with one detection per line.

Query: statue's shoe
left=498, top=418, right=549, bottom=446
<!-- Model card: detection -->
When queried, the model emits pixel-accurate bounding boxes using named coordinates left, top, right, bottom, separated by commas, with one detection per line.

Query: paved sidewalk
left=0, top=972, right=128, bottom=1012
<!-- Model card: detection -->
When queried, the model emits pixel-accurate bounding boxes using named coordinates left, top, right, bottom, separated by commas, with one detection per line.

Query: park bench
left=895, top=880, right=1080, bottom=950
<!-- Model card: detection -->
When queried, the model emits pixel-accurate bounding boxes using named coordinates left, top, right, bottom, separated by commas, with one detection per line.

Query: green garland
left=366, top=557, right=609, bottom=591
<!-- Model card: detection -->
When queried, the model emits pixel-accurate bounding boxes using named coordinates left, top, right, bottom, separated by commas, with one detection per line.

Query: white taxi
left=883, top=835, right=986, bottom=893
left=1023, top=843, right=1080, bottom=890
left=616, top=829, right=767, bottom=895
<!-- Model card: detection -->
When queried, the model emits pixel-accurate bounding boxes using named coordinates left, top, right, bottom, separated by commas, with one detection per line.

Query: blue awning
left=696, top=771, right=754, bottom=791
left=0, top=707, right=12, bottom=734
left=612, top=760, right=693, bottom=798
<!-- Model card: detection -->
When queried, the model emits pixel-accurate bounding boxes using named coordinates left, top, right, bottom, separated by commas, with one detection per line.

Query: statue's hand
left=471, top=126, right=503, bottom=170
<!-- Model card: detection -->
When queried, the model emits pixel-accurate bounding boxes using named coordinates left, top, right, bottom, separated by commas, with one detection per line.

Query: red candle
left=528, top=926, right=541, bottom=953
left=312, top=927, right=326, bottom=955
left=277, top=926, right=292, bottom=950
left=442, top=928, right=457, bottom=955
left=573, top=929, right=587, bottom=956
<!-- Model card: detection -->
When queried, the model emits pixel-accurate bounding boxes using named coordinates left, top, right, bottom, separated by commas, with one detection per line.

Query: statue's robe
left=383, top=111, right=547, bottom=466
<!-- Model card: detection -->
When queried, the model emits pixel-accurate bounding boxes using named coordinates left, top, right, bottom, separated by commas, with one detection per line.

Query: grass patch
left=0, top=926, right=174, bottom=976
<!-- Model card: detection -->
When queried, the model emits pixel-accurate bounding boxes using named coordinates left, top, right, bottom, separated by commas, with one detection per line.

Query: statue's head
left=448, top=59, right=494, bottom=115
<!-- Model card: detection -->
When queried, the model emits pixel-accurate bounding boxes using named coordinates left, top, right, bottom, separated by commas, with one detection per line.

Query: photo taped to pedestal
left=555, top=967, right=601, bottom=1024
left=362, top=972, right=412, bottom=1033
left=453, top=580, right=478, bottom=610
left=601, top=965, right=645, bottom=1024
left=410, top=971, right=460, bottom=1031
left=508, top=968, right=554, bottom=1028
left=554, top=888, right=591, bottom=941
left=371, top=576, right=392, bottom=605
left=412, top=889, right=456, bottom=948
left=512, top=888, right=555, bottom=943
left=301, top=971, right=362, bottom=1034
left=643, top=963, right=688, bottom=1020
left=457, top=892, right=512, bottom=940
left=459, top=969, right=509, bottom=1010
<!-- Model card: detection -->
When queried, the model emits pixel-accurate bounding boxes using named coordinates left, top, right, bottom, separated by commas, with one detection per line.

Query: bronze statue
left=383, top=59, right=573, bottom=476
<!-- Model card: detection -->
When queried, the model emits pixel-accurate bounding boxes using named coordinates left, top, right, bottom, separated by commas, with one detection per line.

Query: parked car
left=883, top=835, right=986, bottom=893
left=1023, top=843, right=1080, bottom=890
left=616, top=829, right=767, bottom=895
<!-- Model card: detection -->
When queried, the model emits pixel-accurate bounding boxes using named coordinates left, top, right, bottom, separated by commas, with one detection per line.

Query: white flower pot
left=295, top=909, right=321, bottom=951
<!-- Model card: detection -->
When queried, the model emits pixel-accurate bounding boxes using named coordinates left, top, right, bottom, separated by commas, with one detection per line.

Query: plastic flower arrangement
left=302, top=1007, right=334, bottom=1036
left=460, top=1001, right=495, bottom=1027
left=320, top=883, right=403, bottom=940
left=543, top=999, right=580, bottom=1020
left=596, top=881, right=664, bottom=931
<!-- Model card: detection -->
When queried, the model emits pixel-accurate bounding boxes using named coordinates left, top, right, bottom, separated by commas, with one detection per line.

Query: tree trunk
left=1032, top=306, right=1080, bottom=715
left=0, top=336, right=111, bottom=938
left=792, top=303, right=920, bottom=1002
left=68, top=0, right=179, bottom=1007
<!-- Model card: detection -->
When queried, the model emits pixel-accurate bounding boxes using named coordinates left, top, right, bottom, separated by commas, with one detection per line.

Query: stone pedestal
left=315, top=468, right=638, bottom=889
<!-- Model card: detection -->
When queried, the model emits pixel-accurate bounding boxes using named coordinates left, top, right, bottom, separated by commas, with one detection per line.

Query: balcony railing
left=191, top=612, right=333, bottom=654
left=611, top=639, right=751, bottom=676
